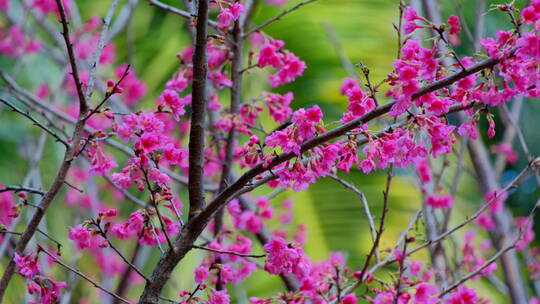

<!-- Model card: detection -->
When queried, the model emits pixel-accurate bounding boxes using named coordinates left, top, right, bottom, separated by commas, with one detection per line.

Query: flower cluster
left=14, top=252, right=66, bottom=304
left=3, top=1, right=540, bottom=303
left=257, top=38, right=306, bottom=87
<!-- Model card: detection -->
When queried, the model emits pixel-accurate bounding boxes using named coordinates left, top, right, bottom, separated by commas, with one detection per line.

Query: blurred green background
left=1, top=0, right=540, bottom=303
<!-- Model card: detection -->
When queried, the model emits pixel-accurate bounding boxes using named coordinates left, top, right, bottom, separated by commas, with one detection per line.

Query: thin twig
left=328, top=174, right=377, bottom=248
left=0, top=71, right=217, bottom=191
left=0, top=231, right=22, bottom=236
left=56, top=0, right=87, bottom=110
left=108, top=0, right=140, bottom=39
left=148, top=0, right=218, bottom=28
left=38, top=245, right=130, bottom=304
left=243, top=0, right=317, bottom=37
left=0, top=0, right=90, bottom=299
left=85, top=0, right=119, bottom=101
left=438, top=198, right=540, bottom=297
left=84, top=65, right=131, bottom=121
left=192, top=245, right=266, bottom=258
left=0, top=98, right=69, bottom=147
left=0, top=186, right=46, bottom=196
left=365, top=161, right=534, bottom=273
left=141, top=166, right=174, bottom=249
left=93, top=221, right=150, bottom=281
left=359, top=166, right=393, bottom=282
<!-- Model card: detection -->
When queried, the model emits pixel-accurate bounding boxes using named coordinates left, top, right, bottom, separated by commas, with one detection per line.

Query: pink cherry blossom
left=208, top=289, right=230, bottom=304
left=14, top=252, right=40, bottom=279
left=342, top=294, right=357, bottom=304
left=68, top=225, right=91, bottom=249
left=194, top=266, right=209, bottom=284
left=447, top=15, right=461, bottom=35
left=426, top=194, right=453, bottom=209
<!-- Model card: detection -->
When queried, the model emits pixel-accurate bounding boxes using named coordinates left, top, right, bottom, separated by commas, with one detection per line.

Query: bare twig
left=438, top=198, right=540, bottom=297
left=56, top=2, right=87, bottom=110
left=328, top=174, right=377, bottom=248
left=331, top=210, right=422, bottom=302
left=0, top=71, right=218, bottom=191
left=192, top=245, right=266, bottom=258
left=94, top=221, right=150, bottom=282
left=85, top=0, right=119, bottom=101
left=108, top=0, right=140, bottom=39
left=358, top=166, right=393, bottom=283
left=115, top=241, right=143, bottom=302
left=243, top=0, right=317, bottom=37
left=38, top=245, right=130, bottom=304
left=0, top=185, right=46, bottom=196
left=363, top=161, right=534, bottom=275
left=0, top=98, right=69, bottom=147
left=409, top=161, right=533, bottom=256
left=0, top=231, right=22, bottom=236
left=148, top=0, right=218, bottom=28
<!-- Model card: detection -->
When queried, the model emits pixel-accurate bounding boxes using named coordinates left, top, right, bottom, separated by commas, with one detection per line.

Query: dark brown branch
left=199, top=55, right=501, bottom=226
left=84, top=65, right=130, bottom=121
left=358, top=165, right=393, bottom=283
left=0, top=186, right=46, bottom=196
left=188, top=0, right=210, bottom=220
left=0, top=231, right=22, bottom=236
left=56, top=1, right=88, bottom=110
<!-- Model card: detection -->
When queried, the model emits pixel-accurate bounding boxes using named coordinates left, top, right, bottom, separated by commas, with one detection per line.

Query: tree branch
left=147, top=0, right=218, bottom=29
left=0, top=0, right=90, bottom=300
left=188, top=0, right=210, bottom=219
left=192, top=245, right=266, bottom=258
left=0, top=186, right=46, bottom=196
left=85, top=0, right=119, bottom=101
left=243, top=0, right=317, bottom=38
left=0, top=98, right=69, bottom=147
left=136, top=34, right=511, bottom=303
left=38, top=245, right=130, bottom=304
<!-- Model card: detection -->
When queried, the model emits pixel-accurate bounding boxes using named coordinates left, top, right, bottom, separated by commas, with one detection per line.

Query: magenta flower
left=68, top=225, right=91, bottom=249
